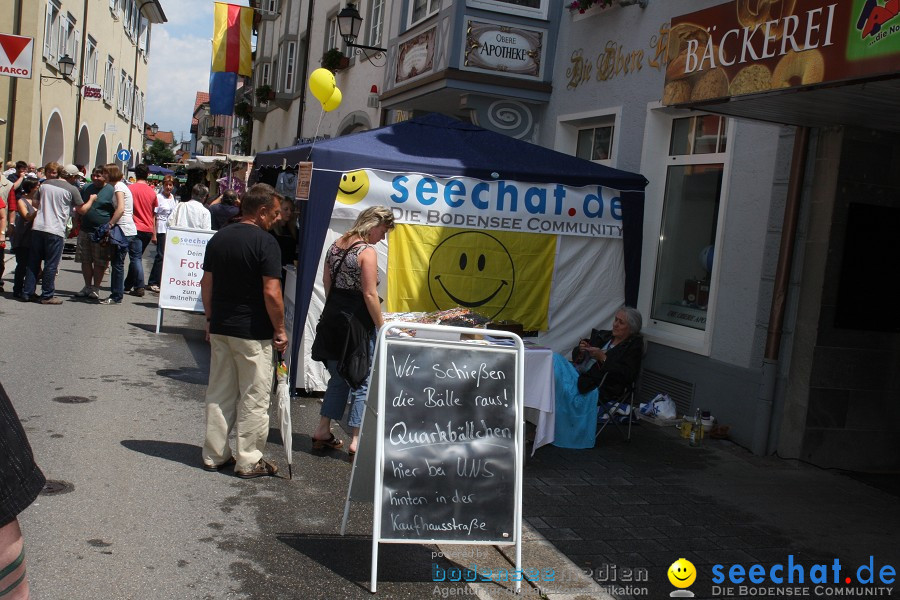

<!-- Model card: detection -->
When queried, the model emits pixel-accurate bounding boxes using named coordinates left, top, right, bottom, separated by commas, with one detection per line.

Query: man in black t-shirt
left=200, top=184, right=288, bottom=478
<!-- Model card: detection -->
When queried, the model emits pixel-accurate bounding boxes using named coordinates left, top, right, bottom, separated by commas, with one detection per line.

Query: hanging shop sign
left=0, top=34, right=33, bottom=79
left=462, top=19, right=545, bottom=80
left=82, top=84, right=102, bottom=100
left=395, top=27, right=436, bottom=85
left=663, top=0, right=900, bottom=105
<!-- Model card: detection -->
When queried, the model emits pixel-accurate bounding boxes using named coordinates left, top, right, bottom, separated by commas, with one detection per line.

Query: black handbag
left=310, top=242, right=373, bottom=388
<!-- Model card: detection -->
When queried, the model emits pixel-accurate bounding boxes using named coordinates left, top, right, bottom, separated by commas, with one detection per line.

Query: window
left=368, top=0, right=385, bottom=48
left=135, top=89, right=144, bottom=127
left=266, top=0, right=278, bottom=11
left=125, top=75, right=134, bottom=117
left=261, top=62, right=271, bottom=86
left=327, top=16, right=341, bottom=52
left=44, top=1, right=60, bottom=60
left=466, top=0, right=547, bottom=19
left=124, top=0, right=133, bottom=38
left=576, top=125, right=614, bottom=162
left=409, top=0, right=440, bottom=27
left=138, top=17, right=149, bottom=55
left=86, top=37, right=98, bottom=84
left=104, top=56, right=116, bottom=103
left=556, top=109, right=619, bottom=168
left=118, top=69, right=127, bottom=114
left=650, top=115, right=728, bottom=333
left=283, top=41, right=296, bottom=93
left=109, top=0, right=119, bottom=17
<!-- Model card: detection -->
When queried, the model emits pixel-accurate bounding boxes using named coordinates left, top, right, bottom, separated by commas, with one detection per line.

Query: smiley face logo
left=427, top=231, right=514, bottom=320
left=668, top=558, right=697, bottom=589
left=336, top=170, right=370, bottom=205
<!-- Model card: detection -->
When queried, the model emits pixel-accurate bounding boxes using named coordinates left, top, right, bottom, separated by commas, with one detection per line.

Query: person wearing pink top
left=124, top=164, right=158, bottom=297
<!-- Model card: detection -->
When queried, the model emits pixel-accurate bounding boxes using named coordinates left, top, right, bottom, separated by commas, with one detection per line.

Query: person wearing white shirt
left=169, top=183, right=212, bottom=231
left=101, top=164, right=137, bottom=305
left=147, top=175, right=179, bottom=292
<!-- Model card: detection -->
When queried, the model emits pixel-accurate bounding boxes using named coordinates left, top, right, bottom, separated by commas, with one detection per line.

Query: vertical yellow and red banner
left=211, top=2, right=253, bottom=76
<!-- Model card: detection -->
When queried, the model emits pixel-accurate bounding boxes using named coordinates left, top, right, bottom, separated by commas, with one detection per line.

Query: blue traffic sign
left=116, top=149, right=131, bottom=162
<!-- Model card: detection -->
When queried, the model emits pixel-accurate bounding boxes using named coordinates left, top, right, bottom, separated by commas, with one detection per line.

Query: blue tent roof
left=255, top=113, right=647, bottom=190
left=147, top=164, right=175, bottom=175
left=253, top=113, right=647, bottom=388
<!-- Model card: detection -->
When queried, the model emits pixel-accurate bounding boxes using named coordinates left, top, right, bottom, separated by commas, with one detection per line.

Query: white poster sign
left=331, top=169, right=625, bottom=238
left=158, top=226, right=213, bottom=312
left=0, top=34, right=34, bottom=79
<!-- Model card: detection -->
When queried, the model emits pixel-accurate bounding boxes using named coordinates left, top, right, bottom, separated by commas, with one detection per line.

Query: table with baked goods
left=384, top=309, right=557, bottom=454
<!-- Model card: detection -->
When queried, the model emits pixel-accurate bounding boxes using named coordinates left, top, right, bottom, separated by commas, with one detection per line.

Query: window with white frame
left=466, top=0, right=547, bottom=19
left=118, top=70, right=127, bottom=114
left=327, top=16, right=344, bottom=52
left=261, top=62, right=271, bottom=86
left=135, top=89, right=144, bottom=127
left=138, top=17, right=149, bottom=54
left=577, top=124, right=615, bottom=163
left=104, top=56, right=116, bottom=103
left=125, top=75, right=134, bottom=117
left=409, top=0, right=440, bottom=28
left=283, top=41, right=296, bottom=93
left=556, top=110, right=619, bottom=168
left=109, top=0, right=119, bottom=17
left=123, top=0, right=133, bottom=38
left=85, top=37, right=98, bottom=83
left=368, top=0, right=385, bottom=47
left=62, top=14, right=79, bottom=78
left=650, top=114, right=728, bottom=333
left=43, top=1, right=60, bottom=61
left=266, top=0, right=278, bottom=12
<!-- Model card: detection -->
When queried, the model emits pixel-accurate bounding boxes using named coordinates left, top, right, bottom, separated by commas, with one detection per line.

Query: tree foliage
left=145, top=139, right=176, bottom=166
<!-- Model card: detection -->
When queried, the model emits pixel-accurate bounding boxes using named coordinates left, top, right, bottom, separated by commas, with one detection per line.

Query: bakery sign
left=463, top=19, right=544, bottom=80
left=663, top=0, right=900, bottom=106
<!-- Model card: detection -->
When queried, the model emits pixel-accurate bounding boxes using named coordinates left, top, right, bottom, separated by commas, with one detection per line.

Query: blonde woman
left=101, top=164, right=137, bottom=305
left=311, top=206, right=394, bottom=456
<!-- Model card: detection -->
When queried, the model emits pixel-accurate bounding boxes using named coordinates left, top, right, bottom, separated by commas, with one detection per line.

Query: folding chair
left=595, top=373, right=638, bottom=441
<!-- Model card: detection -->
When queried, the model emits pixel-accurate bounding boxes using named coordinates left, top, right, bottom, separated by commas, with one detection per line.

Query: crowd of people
left=1, top=160, right=299, bottom=304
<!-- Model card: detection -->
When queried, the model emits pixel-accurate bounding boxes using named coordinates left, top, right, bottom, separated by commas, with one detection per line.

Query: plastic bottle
left=689, top=408, right=702, bottom=446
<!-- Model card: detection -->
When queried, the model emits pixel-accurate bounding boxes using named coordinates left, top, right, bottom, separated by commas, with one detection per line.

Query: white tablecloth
left=523, top=347, right=555, bottom=454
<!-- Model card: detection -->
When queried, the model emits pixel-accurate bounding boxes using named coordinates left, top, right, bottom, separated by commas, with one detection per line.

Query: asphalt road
left=1, top=247, right=598, bottom=600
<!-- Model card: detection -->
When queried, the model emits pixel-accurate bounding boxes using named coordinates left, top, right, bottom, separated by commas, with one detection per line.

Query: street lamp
left=149, top=122, right=159, bottom=135
left=40, top=54, right=76, bottom=81
left=336, top=3, right=386, bottom=58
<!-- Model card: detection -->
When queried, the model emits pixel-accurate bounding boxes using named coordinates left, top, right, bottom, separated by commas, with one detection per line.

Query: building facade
left=0, top=0, right=166, bottom=169
left=247, top=0, right=898, bottom=471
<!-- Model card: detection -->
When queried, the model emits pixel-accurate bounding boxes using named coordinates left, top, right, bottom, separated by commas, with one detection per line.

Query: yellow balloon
left=308, top=68, right=335, bottom=104
left=322, top=87, right=342, bottom=112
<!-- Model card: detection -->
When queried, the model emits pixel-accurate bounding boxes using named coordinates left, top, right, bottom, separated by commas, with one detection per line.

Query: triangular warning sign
left=0, top=35, right=31, bottom=65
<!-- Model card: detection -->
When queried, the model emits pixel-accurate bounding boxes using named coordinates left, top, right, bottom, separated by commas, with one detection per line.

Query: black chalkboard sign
left=378, top=337, right=519, bottom=543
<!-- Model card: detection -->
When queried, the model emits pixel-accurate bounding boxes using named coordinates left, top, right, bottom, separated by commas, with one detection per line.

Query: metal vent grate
left=638, top=368, right=695, bottom=418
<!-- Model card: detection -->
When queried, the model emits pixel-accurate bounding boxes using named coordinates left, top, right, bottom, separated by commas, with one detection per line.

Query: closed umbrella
left=273, top=353, right=293, bottom=479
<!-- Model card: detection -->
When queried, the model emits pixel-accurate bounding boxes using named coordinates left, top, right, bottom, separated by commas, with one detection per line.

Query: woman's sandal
left=312, top=433, right=344, bottom=450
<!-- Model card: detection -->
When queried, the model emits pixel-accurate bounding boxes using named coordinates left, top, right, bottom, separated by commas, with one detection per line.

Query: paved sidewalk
left=522, top=422, right=900, bottom=599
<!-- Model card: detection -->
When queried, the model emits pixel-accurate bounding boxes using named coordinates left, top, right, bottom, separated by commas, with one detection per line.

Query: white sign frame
left=341, top=322, right=525, bottom=594
left=0, top=34, right=34, bottom=79
left=155, top=226, right=213, bottom=333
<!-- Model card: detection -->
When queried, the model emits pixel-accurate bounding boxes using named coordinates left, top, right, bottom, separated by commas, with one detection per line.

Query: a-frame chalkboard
left=341, top=322, right=525, bottom=593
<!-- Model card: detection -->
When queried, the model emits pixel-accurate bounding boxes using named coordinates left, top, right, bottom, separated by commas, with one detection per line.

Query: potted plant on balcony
left=235, top=101, right=252, bottom=120
left=255, top=84, right=275, bottom=104
left=567, top=0, right=613, bottom=13
left=321, top=48, right=349, bottom=73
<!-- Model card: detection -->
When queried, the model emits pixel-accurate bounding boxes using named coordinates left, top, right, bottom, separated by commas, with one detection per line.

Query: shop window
left=409, top=0, right=440, bottom=28
left=650, top=115, right=728, bottom=332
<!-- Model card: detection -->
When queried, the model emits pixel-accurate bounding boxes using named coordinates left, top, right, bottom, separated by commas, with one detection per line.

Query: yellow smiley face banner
left=387, top=224, right=556, bottom=331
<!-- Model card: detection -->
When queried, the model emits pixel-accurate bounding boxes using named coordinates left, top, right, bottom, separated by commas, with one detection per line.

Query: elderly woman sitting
left=552, top=306, right=643, bottom=448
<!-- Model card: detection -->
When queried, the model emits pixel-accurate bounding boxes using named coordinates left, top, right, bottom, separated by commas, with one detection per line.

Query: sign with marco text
left=331, top=169, right=625, bottom=239
left=0, top=34, right=33, bottom=79
left=158, top=226, right=213, bottom=312
left=82, top=84, right=102, bottom=100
